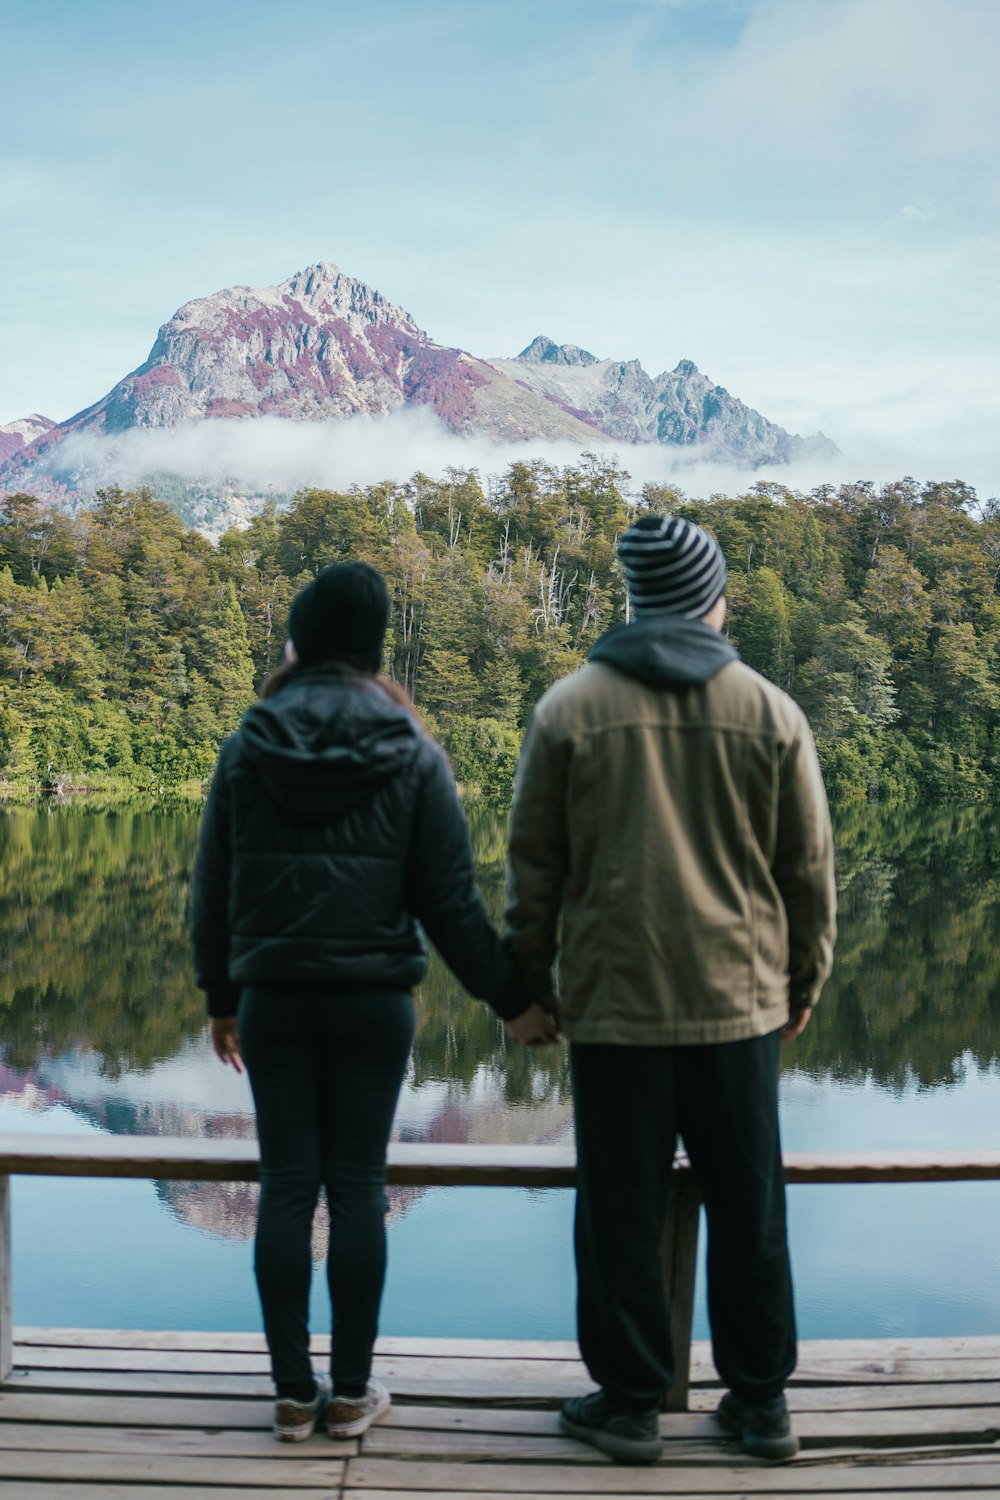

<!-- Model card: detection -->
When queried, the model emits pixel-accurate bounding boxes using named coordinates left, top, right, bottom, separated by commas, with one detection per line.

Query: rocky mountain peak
left=0, top=261, right=839, bottom=518
left=517, top=336, right=600, bottom=368
left=277, top=262, right=425, bottom=335
left=0, top=413, right=56, bottom=466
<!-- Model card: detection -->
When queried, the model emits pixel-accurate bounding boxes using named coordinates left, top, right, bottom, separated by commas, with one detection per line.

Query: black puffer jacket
left=189, top=669, right=531, bottom=1021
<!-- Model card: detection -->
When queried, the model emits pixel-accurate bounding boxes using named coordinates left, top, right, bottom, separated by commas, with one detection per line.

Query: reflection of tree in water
left=0, top=804, right=206, bottom=1075
left=2, top=800, right=999, bottom=1102
left=791, top=805, right=1000, bottom=1090
left=412, top=803, right=571, bottom=1109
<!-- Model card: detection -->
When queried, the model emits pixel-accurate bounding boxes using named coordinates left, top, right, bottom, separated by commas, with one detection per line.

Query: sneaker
left=716, top=1390, right=800, bottom=1461
left=559, top=1390, right=663, bottom=1465
left=326, top=1377, right=391, bottom=1440
left=273, top=1373, right=331, bottom=1442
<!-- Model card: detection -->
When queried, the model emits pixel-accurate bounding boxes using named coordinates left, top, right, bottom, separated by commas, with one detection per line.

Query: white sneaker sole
left=327, top=1386, right=391, bottom=1439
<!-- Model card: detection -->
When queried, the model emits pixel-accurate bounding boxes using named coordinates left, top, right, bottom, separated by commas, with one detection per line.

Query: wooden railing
left=1, top=1133, right=999, bottom=1408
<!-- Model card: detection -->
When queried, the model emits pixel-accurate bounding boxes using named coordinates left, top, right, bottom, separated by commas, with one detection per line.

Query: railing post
left=661, top=1165, right=701, bottom=1412
left=0, top=1175, right=12, bottom=1382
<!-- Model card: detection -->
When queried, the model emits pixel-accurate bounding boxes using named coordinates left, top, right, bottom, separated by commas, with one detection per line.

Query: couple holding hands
left=190, top=515, right=835, bottom=1466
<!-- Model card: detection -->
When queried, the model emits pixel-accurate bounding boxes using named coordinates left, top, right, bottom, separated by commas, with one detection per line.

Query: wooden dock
left=0, top=1134, right=998, bottom=1494
left=1, top=1327, right=999, bottom=1496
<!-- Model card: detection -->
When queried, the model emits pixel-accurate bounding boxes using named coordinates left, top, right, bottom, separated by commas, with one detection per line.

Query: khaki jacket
left=505, top=621, right=836, bottom=1045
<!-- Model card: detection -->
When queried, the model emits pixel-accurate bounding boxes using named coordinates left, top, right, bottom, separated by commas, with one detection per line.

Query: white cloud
left=39, top=405, right=1000, bottom=534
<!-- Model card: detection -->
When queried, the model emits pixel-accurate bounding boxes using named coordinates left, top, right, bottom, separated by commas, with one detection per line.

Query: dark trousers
left=570, top=1032, right=796, bottom=1411
left=239, top=986, right=414, bottom=1398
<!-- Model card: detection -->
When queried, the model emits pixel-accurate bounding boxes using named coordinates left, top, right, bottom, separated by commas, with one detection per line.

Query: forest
left=1, top=461, right=999, bottom=802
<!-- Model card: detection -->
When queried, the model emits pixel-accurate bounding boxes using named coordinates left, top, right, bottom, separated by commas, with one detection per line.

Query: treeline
left=1, top=464, right=999, bottom=799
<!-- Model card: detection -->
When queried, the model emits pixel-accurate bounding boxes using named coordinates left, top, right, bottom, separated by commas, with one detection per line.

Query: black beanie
left=287, top=562, right=390, bottom=671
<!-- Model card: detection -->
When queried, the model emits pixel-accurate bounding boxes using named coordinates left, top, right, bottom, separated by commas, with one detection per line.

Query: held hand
left=506, top=999, right=563, bottom=1048
left=210, top=1016, right=244, bottom=1073
left=779, top=1006, right=812, bottom=1042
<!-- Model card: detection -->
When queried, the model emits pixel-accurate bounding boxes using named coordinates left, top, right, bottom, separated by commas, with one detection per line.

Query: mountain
left=0, top=413, right=56, bottom=467
left=0, top=262, right=837, bottom=505
left=492, top=337, right=837, bottom=465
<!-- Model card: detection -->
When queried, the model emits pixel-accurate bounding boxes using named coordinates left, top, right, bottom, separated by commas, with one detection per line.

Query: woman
left=190, top=561, right=557, bottom=1443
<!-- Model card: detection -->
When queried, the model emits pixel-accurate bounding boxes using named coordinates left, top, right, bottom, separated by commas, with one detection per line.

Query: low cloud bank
left=37, top=405, right=999, bottom=518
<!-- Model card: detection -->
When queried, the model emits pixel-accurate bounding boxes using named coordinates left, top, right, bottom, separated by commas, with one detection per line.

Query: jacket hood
left=589, top=615, right=739, bottom=687
left=239, top=671, right=419, bottom=822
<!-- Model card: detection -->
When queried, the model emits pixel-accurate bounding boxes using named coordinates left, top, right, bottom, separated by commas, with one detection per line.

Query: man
left=505, top=514, right=836, bottom=1466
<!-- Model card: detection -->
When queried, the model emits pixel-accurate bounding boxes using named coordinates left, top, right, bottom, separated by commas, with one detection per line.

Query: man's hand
left=210, top=1016, right=244, bottom=1072
left=506, top=998, right=562, bottom=1047
left=779, top=1006, right=812, bottom=1042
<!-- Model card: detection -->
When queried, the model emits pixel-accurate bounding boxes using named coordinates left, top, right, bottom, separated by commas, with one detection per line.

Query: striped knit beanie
left=618, top=514, right=728, bottom=618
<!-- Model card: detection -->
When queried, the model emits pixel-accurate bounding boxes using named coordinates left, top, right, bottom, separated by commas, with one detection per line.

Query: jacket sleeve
left=772, top=712, right=837, bottom=1010
left=407, top=741, right=533, bottom=1021
left=504, top=706, right=570, bottom=998
left=189, top=739, right=242, bottom=1018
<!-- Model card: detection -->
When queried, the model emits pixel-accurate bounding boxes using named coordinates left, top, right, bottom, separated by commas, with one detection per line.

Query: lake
left=0, top=801, right=998, bottom=1342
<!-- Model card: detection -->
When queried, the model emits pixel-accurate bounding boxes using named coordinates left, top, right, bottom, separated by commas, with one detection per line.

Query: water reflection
left=2, top=800, right=998, bottom=1339
left=2, top=800, right=998, bottom=1096
left=797, top=804, right=1000, bottom=1089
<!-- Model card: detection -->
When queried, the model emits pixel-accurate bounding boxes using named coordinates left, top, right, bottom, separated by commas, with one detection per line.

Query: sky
left=2, top=0, right=999, bottom=497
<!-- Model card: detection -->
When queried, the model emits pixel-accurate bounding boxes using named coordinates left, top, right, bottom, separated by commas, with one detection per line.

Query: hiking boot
left=273, top=1373, right=331, bottom=1442
left=326, top=1377, right=391, bottom=1439
left=560, top=1390, right=663, bottom=1465
left=716, top=1390, right=800, bottom=1460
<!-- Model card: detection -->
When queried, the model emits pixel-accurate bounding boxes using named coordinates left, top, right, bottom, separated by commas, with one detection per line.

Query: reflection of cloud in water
left=0, top=1046, right=573, bottom=1249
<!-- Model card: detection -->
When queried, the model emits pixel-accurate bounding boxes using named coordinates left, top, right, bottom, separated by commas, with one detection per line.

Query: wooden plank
left=346, top=1493, right=998, bottom=1500
left=365, top=1429, right=687, bottom=1462
left=12, top=1344, right=599, bottom=1388
left=12, top=1346, right=277, bottom=1373
left=364, top=1408, right=1000, bottom=1461
left=0, top=1389, right=275, bottom=1428
left=13, top=1328, right=584, bottom=1360
left=0, top=1133, right=261, bottom=1182
left=10, top=1358, right=1000, bottom=1403
left=2, top=1132, right=1000, bottom=1186
left=0, top=1422, right=358, bottom=1457
left=782, top=1151, right=1000, bottom=1183
left=346, top=1456, right=1000, bottom=1492
left=346, top=1494, right=1000, bottom=1500
left=786, top=1336, right=1000, bottom=1361
left=2, top=1389, right=996, bottom=1443
left=0, top=1177, right=10, bottom=1384
left=692, top=1383, right=1000, bottom=1413
left=3, top=1369, right=280, bottom=1398
left=12, top=1329, right=1000, bottom=1364
left=0, top=1134, right=579, bottom=1187
left=792, top=1358, right=1000, bottom=1386
left=0, top=1450, right=346, bottom=1486
left=0, top=1489, right=323, bottom=1500
left=12, top=1341, right=1000, bottom=1386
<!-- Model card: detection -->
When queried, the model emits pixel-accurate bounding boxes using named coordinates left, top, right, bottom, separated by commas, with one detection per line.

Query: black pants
left=239, top=986, right=415, bottom=1399
left=570, top=1032, right=795, bottom=1411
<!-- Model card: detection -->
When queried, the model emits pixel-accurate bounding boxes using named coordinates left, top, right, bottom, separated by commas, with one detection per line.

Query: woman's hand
left=506, top=998, right=562, bottom=1047
left=210, top=1016, right=244, bottom=1073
